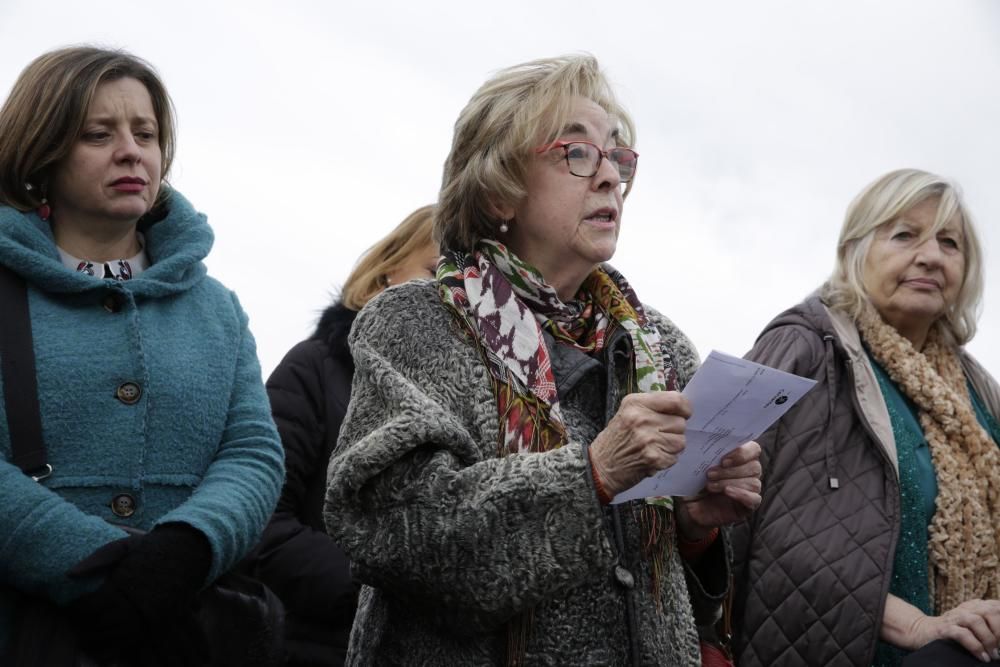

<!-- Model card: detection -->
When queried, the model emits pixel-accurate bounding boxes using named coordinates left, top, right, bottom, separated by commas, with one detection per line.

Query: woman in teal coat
left=0, top=47, right=285, bottom=665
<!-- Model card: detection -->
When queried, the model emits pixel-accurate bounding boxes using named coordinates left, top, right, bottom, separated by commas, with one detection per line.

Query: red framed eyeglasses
left=534, top=140, right=639, bottom=182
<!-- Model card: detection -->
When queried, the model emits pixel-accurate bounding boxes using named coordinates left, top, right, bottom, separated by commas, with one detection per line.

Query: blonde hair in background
left=341, top=204, right=437, bottom=311
left=0, top=46, right=176, bottom=211
left=822, top=168, right=984, bottom=345
left=436, top=54, right=635, bottom=253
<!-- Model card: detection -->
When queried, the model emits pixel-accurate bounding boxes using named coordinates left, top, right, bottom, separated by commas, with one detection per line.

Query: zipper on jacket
left=822, top=335, right=841, bottom=490
left=835, top=334, right=901, bottom=666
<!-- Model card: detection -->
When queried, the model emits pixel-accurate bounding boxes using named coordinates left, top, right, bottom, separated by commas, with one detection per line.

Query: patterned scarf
left=858, top=307, right=1000, bottom=613
left=439, top=241, right=681, bottom=664
left=438, top=239, right=671, bottom=457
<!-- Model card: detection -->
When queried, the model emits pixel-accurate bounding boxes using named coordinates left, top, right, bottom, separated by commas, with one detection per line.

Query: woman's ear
left=487, top=197, right=515, bottom=222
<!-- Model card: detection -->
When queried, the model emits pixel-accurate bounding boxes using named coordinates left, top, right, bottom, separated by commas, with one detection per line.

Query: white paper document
left=611, top=350, right=817, bottom=503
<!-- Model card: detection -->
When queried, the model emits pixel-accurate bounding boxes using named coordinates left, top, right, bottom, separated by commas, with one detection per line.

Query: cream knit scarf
left=858, top=308, right=1000, bottom=612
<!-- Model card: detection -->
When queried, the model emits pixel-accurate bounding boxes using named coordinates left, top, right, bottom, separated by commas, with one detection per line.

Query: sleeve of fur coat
left=322, top=283, right=617, bottom=632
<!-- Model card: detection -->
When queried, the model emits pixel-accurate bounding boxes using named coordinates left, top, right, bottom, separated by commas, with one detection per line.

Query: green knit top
left=869, top=355, right=1000, bottom=667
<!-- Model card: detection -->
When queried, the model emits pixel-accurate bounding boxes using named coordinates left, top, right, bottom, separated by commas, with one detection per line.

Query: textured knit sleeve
left=157, top=292, right=285, bottom=581
left=0, top=449, right=130, bottom=603
left=323, top=285, right=616, bottom=632
left=254, top=338, right=357, bottom=621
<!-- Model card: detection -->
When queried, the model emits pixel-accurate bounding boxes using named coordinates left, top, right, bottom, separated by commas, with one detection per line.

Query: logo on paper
left=764, top=390, right=789, bottom=408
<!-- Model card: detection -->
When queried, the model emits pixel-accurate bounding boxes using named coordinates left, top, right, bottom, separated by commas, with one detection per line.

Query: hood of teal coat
left=0, top=188, right=212, bottom=298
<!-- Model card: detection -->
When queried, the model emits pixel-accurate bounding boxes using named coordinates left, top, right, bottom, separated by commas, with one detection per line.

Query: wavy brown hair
left=0, top=46, right=176, bottom=211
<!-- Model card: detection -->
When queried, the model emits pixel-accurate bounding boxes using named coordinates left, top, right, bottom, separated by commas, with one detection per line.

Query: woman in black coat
left=252, top=205, right=438, bottom=666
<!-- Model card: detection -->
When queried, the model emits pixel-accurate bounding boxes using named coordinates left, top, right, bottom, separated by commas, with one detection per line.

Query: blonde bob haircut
left=341, top=204, right=437, bottom=311
left=436, top=54, right=635, bottom=253
left=822, top=168, right=984, bottom=345
left=0, top=46, right=176, bottom=211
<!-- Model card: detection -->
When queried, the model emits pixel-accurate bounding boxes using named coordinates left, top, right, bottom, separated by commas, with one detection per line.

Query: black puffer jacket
left=253, top=302, right=359, bottom=667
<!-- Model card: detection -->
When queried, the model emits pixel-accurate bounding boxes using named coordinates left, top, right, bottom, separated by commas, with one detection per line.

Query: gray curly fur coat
left=324, top=280, right=729, bottom=666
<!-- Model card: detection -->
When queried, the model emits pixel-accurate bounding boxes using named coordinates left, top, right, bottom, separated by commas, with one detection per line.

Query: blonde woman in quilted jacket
left=732, top=169, right=1000, bottom=667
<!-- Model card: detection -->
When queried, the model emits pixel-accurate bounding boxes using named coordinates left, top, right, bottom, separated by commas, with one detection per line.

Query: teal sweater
left=0, top=190, right=284, bottom=648
left=870, top=356, right=1000, bottom=667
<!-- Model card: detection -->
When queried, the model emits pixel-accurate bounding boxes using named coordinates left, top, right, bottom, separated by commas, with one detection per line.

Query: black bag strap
left=0, top=263, right=51, bottom=481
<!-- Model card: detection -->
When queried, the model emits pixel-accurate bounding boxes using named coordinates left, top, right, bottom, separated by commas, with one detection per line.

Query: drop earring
left=25, top=183, right=50, bottom=221
left=499, top=220, right=510, bottom=234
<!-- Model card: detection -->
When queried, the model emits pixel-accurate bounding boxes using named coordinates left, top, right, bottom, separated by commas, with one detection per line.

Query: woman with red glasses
left=323, top=54, right=761, bottom=666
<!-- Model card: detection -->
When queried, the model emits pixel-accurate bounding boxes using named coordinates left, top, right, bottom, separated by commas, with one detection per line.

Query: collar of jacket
left=757, top=294, right=899, bottom=481
left=823, top=300, right=899, bottom=475
left=312, top=301, right=357, bottom=366
left=963, top=354, right=1000, bottom=422
left=0, top=187, right=211, bottom=299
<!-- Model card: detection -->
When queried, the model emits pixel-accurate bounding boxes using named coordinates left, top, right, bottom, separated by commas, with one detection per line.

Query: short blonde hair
left=436, top=54, right=635, bottom=253
left=0, top=46, right=176, bottom=211
left=823, top=168, right=984, bottom=345
left=341, top=204, right=437, bottom=310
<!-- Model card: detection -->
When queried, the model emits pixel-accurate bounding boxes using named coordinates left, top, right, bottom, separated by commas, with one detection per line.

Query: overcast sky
left=2, top=0, right=998, bottom=378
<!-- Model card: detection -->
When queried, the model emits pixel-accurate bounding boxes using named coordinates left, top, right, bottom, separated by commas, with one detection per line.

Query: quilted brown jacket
left=731, top=295, right=1000, bottom=666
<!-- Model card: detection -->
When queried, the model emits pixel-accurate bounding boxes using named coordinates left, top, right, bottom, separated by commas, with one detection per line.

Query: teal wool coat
left=0, top=190, right=285, bottom=649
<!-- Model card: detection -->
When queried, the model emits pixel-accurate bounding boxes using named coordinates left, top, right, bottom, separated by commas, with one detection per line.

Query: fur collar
left=313, top=300, right=357, bottom=365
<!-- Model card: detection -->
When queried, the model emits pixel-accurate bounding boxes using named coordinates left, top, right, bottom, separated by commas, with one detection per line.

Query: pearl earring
left=499, top=220, right=509, bottom=233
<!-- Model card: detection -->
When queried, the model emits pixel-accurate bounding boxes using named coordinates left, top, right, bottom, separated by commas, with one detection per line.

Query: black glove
left=67, top=522, right=213, bottom=666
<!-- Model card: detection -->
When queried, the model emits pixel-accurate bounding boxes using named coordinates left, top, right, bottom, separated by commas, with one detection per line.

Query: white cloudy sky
left=2, top=0, right=998, bottom=377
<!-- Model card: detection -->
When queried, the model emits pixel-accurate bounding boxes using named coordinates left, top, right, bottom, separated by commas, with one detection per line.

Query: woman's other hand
left=67, top=523, right=212, bottom=665
left=883, top=593, right=1000, bottom=662
left=676, top=441, right=763, bottom=539
left=589, top=391, right=691, bottom=498
left=911, top=599, right=1000, bottom=662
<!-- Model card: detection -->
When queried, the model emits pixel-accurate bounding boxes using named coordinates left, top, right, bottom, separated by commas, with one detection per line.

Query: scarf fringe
left=637, top=503, right=675, bottom=613
left=505, top=608, right=534, bottom=667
